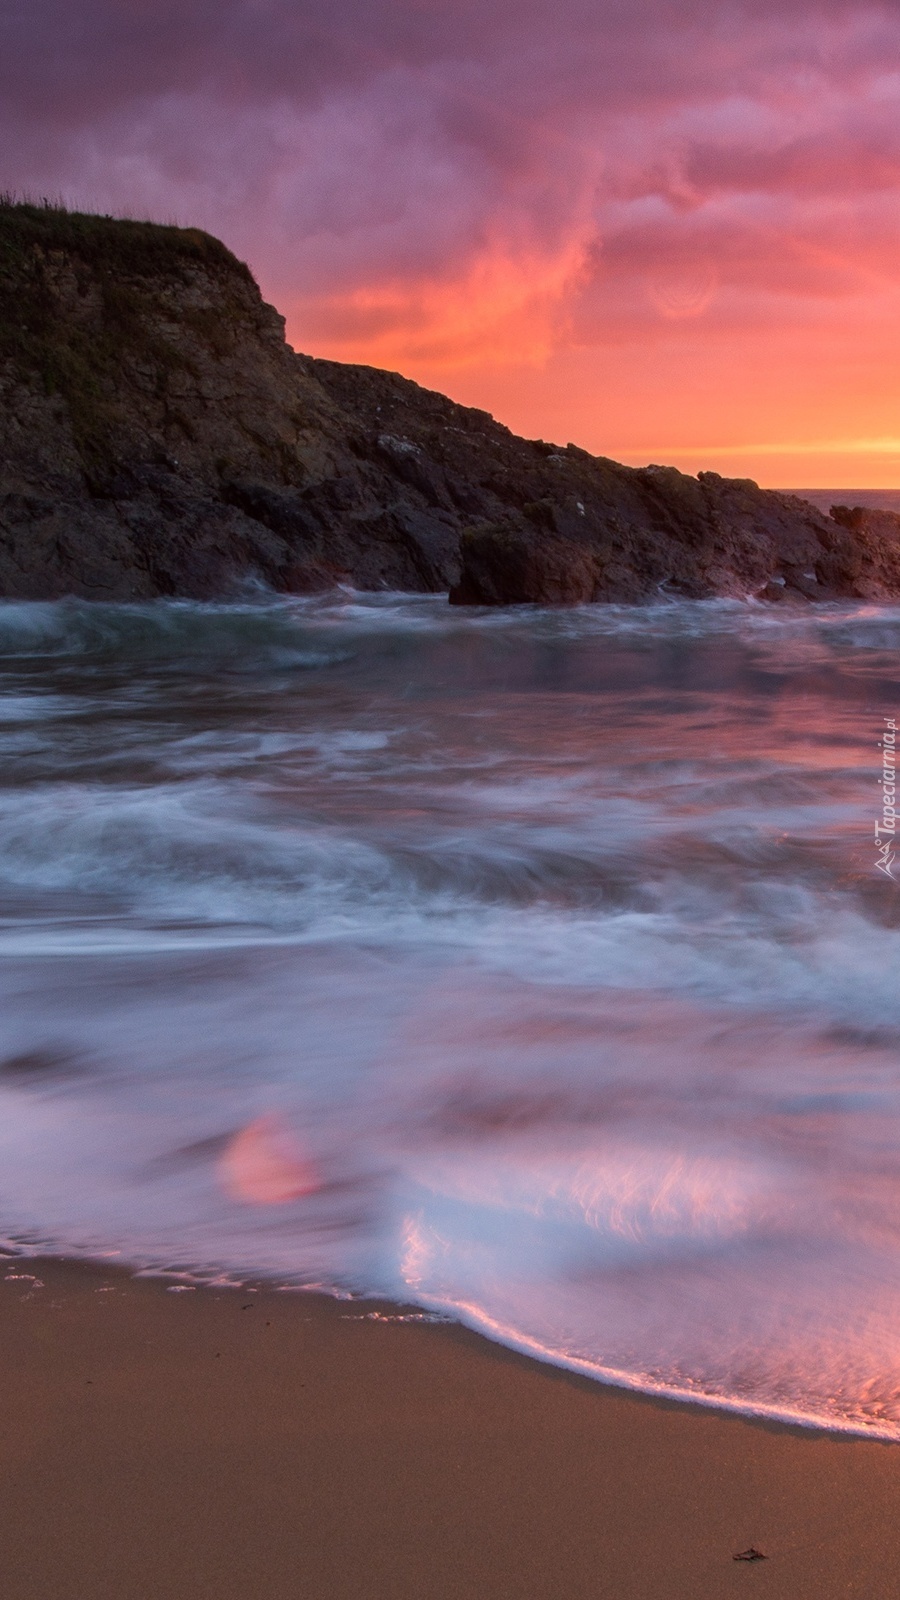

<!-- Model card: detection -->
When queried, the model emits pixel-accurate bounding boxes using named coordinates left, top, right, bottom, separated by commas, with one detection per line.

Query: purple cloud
left=2, top=0, right=900, bottom=376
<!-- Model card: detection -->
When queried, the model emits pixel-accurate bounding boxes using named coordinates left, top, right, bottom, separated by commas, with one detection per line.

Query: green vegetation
left=0, top=197, right=253, bottom=283
left=0, top=199, right=256, bottom=472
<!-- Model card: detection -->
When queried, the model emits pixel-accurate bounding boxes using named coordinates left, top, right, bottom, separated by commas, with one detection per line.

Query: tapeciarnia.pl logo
left=875, top=717, right=897, bottom=878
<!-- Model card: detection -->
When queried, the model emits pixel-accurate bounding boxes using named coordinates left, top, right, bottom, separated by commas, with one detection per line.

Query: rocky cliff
left=2, top=200, right=899, bottom=605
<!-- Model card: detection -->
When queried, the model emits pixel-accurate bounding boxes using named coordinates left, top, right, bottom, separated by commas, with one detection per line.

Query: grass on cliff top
left=0, top=200, right=257, bottom=474
left=0, top=197, right=253, bottom=285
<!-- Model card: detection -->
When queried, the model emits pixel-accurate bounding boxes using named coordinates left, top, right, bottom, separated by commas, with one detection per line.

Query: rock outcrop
left=449, top=471, right=900, bottom=605
left=2, top=200, right=899, bottom=605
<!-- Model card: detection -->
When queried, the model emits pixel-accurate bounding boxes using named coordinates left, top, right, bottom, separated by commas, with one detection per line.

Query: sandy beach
left=0, top=1258, right=897, bottom=1599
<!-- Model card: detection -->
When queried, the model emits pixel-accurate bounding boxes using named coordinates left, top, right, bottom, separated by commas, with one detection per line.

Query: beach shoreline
left=1, top=1255, right=898, bottom=1599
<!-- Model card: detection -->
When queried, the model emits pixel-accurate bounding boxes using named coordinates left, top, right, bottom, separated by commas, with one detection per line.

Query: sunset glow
left=2, top=0, right=899, bottom=483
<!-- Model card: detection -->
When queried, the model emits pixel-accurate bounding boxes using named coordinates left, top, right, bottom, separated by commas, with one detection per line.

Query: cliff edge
left=2, top=201, right=899, bottom=605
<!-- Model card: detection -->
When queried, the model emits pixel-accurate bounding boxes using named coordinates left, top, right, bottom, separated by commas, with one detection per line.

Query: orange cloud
left=4, top=0, right=900, bottom=483
left=287, top=226, right=592, bottom=367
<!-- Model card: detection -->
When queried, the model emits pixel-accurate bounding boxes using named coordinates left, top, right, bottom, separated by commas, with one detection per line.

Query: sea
left=2, top=487, right=900, bottom=1438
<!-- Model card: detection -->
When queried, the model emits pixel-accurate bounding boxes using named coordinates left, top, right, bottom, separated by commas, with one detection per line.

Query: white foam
left=2, top=592, right=900, bottom=1435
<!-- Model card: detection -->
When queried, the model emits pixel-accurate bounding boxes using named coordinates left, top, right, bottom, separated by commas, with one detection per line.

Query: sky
left=2, top=0, right=900, bottom=486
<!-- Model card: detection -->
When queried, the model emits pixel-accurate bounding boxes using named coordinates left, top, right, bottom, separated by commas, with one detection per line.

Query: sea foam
left=2, top=590, right=900, bottom=1435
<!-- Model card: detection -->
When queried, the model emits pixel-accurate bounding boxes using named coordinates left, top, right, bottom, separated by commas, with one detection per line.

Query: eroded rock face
left=449, top=472, right=900, bottom=606
left=0, top=205, right=470, bottom=599
left=2, top=203, right=899, bottom=606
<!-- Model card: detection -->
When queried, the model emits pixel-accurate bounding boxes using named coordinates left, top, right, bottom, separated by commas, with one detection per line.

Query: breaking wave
left=2, top=589, right=900, bottom=1437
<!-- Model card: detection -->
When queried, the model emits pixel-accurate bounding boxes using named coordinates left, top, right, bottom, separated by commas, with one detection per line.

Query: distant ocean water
left=2, top=581, right=900, bottom=1437
left=787, top=488, right=900, bottom=515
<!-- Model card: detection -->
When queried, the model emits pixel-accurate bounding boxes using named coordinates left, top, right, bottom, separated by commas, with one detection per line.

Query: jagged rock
left=450, top=472, right=900, bottom=605
left=2, top=201, right=899, bottom=606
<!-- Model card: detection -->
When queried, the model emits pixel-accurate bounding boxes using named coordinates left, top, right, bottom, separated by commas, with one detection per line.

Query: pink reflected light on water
left=218, top=1116, right=320, bottom=1206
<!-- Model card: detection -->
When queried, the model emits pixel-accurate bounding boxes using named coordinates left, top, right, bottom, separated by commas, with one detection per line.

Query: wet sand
left=1, top=1258, right=898, bottom=1599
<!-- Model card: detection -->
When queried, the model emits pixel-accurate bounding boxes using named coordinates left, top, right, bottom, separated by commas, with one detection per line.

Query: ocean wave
left=3, top=591, right=900, bottom=666
left=2, top=589, right=900, bottom=1438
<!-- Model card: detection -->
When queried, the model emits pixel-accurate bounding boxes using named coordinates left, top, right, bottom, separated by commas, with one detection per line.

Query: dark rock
left=452, top=519, right=601, bottom=605
left=2, top=201, right=900, bottom=607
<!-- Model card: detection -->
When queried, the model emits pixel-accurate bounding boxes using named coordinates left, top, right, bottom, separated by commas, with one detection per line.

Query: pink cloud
left=2, top=0, right=900, bottom=467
